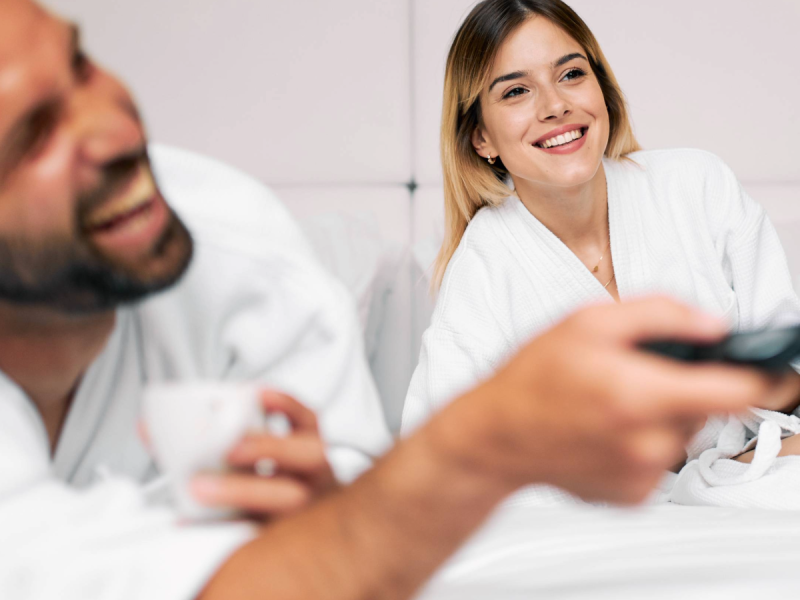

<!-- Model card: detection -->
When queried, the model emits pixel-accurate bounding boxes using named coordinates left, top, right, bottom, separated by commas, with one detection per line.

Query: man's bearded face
left=0, top=0, right=192, bottom=312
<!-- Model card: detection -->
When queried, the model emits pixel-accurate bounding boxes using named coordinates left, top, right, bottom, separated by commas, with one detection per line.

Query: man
left=0, top=1, right=782, bottom=599
left=0, top=0, right=391, bottom=586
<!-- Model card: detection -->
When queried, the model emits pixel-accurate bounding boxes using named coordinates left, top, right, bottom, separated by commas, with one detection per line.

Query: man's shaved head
left=0, top=0, right=192, bottom=312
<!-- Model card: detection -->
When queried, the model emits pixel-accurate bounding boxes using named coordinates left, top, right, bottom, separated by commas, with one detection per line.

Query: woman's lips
left=534, top=127, right=589, bottom=155
left=533, top=124, right=587, bottom=147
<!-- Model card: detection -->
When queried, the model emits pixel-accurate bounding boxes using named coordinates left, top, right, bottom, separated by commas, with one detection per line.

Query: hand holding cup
left=141, top=382, right=336, bottom=520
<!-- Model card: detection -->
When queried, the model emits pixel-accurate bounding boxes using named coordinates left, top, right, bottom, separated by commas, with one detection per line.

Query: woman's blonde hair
left=433, top=0, right=640, bottom=290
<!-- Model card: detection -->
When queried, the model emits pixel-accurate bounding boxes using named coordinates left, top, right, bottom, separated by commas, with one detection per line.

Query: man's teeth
left=539, top=128, right=584, bottom=149
left=85, top=175, right=156, bottom=229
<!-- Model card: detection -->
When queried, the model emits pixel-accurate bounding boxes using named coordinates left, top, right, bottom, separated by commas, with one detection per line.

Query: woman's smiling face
left=473, top=16, right=610, bottom=192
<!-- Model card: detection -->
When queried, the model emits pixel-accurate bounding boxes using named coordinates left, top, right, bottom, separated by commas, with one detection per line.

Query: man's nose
left=70, top=78, right=144, bottom=168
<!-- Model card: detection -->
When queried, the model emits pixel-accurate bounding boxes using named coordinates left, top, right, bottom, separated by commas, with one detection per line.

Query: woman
left=401, top=0, right=800, bottom=507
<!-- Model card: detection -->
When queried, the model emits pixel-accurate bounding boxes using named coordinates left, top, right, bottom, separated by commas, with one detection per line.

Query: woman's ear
left=471, top=126, right=498, bottom=161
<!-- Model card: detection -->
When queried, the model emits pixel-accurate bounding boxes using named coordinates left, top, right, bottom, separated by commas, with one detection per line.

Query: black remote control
left=640, top=324, right=800, bottom=373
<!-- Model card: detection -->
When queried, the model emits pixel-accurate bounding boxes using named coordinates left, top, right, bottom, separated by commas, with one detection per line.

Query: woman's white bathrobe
left=402, top=148, right=800, bottom=508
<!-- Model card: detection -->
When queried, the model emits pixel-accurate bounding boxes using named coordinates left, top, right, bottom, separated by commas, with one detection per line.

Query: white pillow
left=299, top=211, right=399, bottom=362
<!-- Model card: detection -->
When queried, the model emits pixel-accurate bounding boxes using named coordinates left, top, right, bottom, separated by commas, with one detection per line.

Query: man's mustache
left=76, top=150, right=149, bottom=226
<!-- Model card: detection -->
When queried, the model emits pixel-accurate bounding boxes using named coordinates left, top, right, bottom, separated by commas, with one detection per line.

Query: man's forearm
left=199, top=383, right=514, bottom=600
left=199, top=297, right=771, bottom=599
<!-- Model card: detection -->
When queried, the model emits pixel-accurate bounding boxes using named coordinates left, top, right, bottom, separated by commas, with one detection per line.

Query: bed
left=418, top=503, right=800, bottom=599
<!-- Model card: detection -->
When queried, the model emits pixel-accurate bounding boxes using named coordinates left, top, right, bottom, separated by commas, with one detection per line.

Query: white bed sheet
left=417, top=504, right=800, bottom=599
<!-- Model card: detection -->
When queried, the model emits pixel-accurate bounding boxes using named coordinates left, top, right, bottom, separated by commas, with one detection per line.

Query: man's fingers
left=191, top=473, right=311, bottom=514
left=686, top=416, right=707, bottom=439
left=578, top=296, right=728, bottom=346
left=259, top=390, right=318, bottom=432
left=624, top=426, right=687, bottom=470
left=227, top=433, right=329, bottom=474
left=619, top=355, right=772, bottom=420
left=756, top=371, right=800, bottom=413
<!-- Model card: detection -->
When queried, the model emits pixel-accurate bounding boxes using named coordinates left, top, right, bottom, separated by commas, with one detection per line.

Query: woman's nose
left=538, top=86, right=571, bottom=121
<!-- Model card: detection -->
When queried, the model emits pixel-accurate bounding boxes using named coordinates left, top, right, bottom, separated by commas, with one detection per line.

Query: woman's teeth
left=538, top=128, right=585, bottom=149
left=84, top=174, right=156, bottom=230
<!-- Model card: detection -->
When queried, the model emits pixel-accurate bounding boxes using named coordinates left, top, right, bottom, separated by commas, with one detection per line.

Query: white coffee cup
left=141, top=381, right=288, bottom=520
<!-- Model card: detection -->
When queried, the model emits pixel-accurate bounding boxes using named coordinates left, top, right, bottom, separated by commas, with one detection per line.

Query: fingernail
left=191, top=474, right=222, bottom=500
left=692, top=311, right=727, bottom=333
left=136, top=420, right=151, bottom=449
left=260, top=389, right=284, bottom=403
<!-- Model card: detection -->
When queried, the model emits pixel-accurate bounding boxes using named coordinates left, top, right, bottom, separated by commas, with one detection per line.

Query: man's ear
left=471, top=126, right=498, bottom=161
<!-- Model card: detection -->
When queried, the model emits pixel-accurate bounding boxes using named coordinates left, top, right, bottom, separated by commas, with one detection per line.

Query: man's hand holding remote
left=201, top=297, right=780, bottom=600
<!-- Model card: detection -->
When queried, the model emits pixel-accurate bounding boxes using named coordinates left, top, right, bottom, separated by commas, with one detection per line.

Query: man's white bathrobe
left=0, top=146, right=392, bottom=600
left=402, top=149, right=800, bottom=507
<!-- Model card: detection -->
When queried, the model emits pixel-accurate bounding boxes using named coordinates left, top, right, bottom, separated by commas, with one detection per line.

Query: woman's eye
left=562, top=68, right=586, bottom=82
left=502, top=87, right=528, bottom=99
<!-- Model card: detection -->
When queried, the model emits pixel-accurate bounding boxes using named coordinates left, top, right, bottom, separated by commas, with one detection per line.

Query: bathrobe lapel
left=604, top=158, right=652, bottom=298
left=492, top=159, right=651, bottom=334
left=605, top=157, right=737, bottom=319
left=53, top=310, right=153, bottom=487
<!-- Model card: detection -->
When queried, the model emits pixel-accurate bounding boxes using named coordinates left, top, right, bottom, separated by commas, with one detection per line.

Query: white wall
left=42, top=0, right=800, bottom=222
left=42, top=0, right=800, bottom=429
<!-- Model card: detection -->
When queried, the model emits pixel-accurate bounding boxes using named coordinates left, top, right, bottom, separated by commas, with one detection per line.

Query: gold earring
left=487, top=155, right=496, bottom=165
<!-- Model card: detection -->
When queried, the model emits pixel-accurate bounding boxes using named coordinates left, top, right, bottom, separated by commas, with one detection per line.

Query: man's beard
left=0, top=155, right=194, bottom=313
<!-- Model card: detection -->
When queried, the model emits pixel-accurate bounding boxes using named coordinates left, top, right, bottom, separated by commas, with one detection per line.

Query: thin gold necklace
left=595, top=186, right=615, bottom=289
left=591, top=238, right=615, bottom=288
left=591, top=239, right=610, bottom=273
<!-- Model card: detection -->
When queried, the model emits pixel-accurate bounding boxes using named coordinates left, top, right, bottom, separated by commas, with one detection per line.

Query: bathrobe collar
left=497, top=157, right=651, bottom=306
left=52, top=309, right=153, bottom=487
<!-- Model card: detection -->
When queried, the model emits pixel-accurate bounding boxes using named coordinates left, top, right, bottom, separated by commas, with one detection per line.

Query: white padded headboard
left=43, top=0, right=800, bottom=431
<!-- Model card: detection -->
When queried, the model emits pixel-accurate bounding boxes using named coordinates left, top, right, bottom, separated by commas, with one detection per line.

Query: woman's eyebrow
left=552, top=52, right=588, bottom=68
left=488, top=70, right=529, bottom=93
